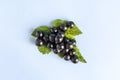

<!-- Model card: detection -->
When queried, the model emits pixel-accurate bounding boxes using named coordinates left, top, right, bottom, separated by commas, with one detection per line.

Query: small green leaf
left=52, top=19, right=67, bottom=28
left=32, top=26, right=50, bottom=37
left=73, top=46, right=87, bottom=63
left=64, top=34, right=75, bottom=40
left=38, top=45, right=51, bottom=54
left=65, top=26, right=82, bottom=36
left=58, top=53, right=64, bottom=58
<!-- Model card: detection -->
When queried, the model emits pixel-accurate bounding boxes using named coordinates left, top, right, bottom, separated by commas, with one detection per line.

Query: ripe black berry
left=47, top=42, right=54, bottom=49
left=55, top=34, right=63, bottom=44
left=57, top=31, right=64, bottom=38
left=36, top=31, right=44, bottom=37
left=71, top=40, right=76, bottom=45
left=68, top=49, right=76, bottom=56
left=67, top=21, right=75, bottom=28
left=60, top=24, right=67, bottom=31
left=71, top=55, right=79, bottom=63
left=53, top=48, right=61, bottom=54
left=35, top=38, right=44, bottom=46
left=49, top=34, right=55, bottom=42
left=63, top=37, right=70, bottom=43
left=56, top=43, right=64, bottom=50
left=50, top=27, right=58, bottom=33
left=64, top=54, right=71, bottom=60
left=65, top=42, right=73, bottom=49
left=43, top=34, right=49, bottom=42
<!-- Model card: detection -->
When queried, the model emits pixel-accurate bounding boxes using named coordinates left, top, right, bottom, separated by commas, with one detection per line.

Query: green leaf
left=65, top=26, right=82, bottom=36
left=38, top=45, right=51, bottom=54
left=52, top=19, right=67, bottom=28
left=32, top=26, right=50, bottom=37
left=65, top=34, right=75, bottom=40
left=73, top=46, right=87, bottom=63
left=58, top=53, right=64, bottom=58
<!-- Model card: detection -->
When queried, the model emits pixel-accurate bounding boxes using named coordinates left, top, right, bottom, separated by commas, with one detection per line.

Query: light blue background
left=0, top=0, right=120, bottom=80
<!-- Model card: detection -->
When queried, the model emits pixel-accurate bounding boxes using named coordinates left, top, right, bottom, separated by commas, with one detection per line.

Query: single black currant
left=60, top=24, right=67, bottom=31
left=62, top=48, right=69, bottom=53
left=49, top=34, right=55, bottom=42
left=57, top=31, right=64, bottom=38
left=67, top=21, right=75, bottom=28
left=64, top=54, right=71, bottom=60
left=35, top=38, right=44, bottom=46
left=36, top=30, right=43, bottom=37
left=56, top=43, right=64, bottom=50
left=63, top=37, right=70, bottom=43
left=47, top=42, right=54, bottom=49
left=50, top=27, right=58, bottom=33
left=71, top=55, right=79, bottom=63
left=43, top=34, right=49, bottom=42
left=70, top=40, right=76, bottom=45
left=68, top=49, right=76, bottom=56
left=65, top=42, right=74, bottom=49
left=55, top=34, right=63, bottom=44
left=53, top=48, right=61, bottom=54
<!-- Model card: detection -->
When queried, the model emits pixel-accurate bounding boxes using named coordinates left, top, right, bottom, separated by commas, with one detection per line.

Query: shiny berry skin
left=63, top=37, right=70, bottom=43
left=49, top=34, right=55, bottom=42
left=36, top=31, right=43, bottom=37
left=47, top=42, right=54, bottom=49
left=64, top=54, right=71, bottom=60
left=57, top=31, right=64, bottom=38
left=50, top=27, right=58, bottom=33
left=71, top=55, right=79, bottom=63
left=53, top=48, right=61, bottom=54
left=65, top=42, right=73, bottom=49
left=35, top=38, right=44, bottom=46
left=55, top=34, right=63, bottom=44
left=56, top=43, right=64, bottom=50
left=67, top=21, right=75, bottom=28
left=71, top=40, right=76, bottom=45
left=60, top=24, right=67, bottom=31
left=43, top=34, right=49, bottom=42
left=68, top=49, right=76, bottom=56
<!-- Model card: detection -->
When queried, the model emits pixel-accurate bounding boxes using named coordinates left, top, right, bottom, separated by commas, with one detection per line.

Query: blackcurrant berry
left=65, top=42, right=73, bottom=49
left=64, top=54, right=71, bottom=60
left=62, top=48, right=69, bottom=53
left=68, top=49, right=76, bottom=56
left=49, top=34, right=55, bottom=42
left=67, top=21, right=75, bottom=28
left=47, top=42, right=54, bottom=49
left=60, top=24, right=67, bottom=31
left=63, top=37, right=70, bottom=43
left=43, top=34, right=49, bottom=42
left=55, top=34, right=63, bottom=44
left=56, top=43, right=64, bottom=50
left=53, top=48, right=61, bottom=54
left=36, top=31, right=43, bottom=37
left=71, top=40, right=76, bottom=45
left=35, top=38, right=44, bottom=46
left=50, top=27, right=58, bottom=33
left=71, top=55, right=79, bottom=63
left=57, top=31, right=64, bottom=38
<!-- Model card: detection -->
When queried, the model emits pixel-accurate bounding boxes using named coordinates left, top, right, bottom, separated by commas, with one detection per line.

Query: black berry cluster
left=35, top=21, right=79, bottom=63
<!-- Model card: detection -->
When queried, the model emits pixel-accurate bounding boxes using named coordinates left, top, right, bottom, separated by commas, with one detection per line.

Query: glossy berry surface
left=71, top=55, right=79, bottom=63
left=69, top=49, right=76, bottom=56
left=67, top=21, right=75, bottom=28
left=36, top=31, right=43, bottom=37
left=64, top=54, right=71, bottom=60
left=49, top=34, right=55, bottom=42
left=35, top=38, right=44, bottom=46
left=60, top=24, right=67, bottom=31
left=50, top=27, right=58, bottom=33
